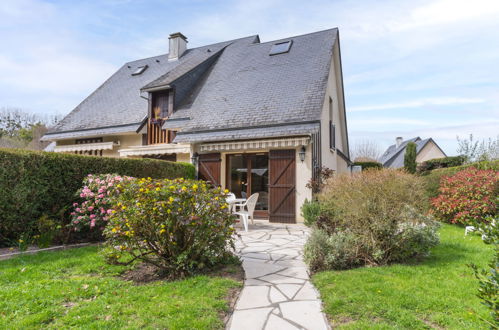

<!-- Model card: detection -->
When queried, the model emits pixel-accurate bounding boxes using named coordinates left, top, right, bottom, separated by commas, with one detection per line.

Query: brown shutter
left=269, top=149, right=296, bottom=223
left=198, top=153, right=221, bottom=187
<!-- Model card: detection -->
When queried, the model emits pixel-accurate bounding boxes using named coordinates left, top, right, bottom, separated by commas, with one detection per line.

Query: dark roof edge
left=176, top=120, right=321, bottom=136
left=337, top=148, right=353, bottom=165
left=45, top=122, right=142, bottom=136
left=252, top=27, right=338, bottom=46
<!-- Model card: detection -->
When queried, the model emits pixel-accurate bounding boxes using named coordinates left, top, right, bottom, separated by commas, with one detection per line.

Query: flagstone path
left=227, top=222, right=330, bottom=330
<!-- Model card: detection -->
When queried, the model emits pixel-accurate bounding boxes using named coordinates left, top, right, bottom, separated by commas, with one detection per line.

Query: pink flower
left=73, top=203, right=78, bottom=207
left=70, top=212, right=76, bottom=216
left=76, top=208, right=81, bottom=212
left=80, top=193, right=85, bottom=198
left=98, top=194, right=104, bottom=198
left=73, top=220, right=79, bottom=224
left=77, top=216, right=83, bottom=220
left=107, top=209, right=113, bottom=214
left=90, top=214, right=96, bottom=219
left=88, top=206, right=94, bottom=211
left=90, top=219, right=96, bottom=228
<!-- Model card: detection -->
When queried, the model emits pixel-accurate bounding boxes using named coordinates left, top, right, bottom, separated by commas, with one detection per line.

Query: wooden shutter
left=269, top=149, right=296, bottom=223
left=198, top=153, right=221, bottom=187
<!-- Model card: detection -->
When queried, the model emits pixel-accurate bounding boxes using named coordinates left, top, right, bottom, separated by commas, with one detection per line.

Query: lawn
left=313, top=224, right=493, bottom=329
left=0, top=246, right=241, bottom=329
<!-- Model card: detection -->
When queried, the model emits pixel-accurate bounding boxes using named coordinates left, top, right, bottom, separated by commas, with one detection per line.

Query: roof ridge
left=252, top=27, right=338, bottom=46
left=125, top=35, right=259, bottom=65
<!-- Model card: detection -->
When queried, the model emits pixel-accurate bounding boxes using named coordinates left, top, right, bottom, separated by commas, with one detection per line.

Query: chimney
left=168, top=32, right=188, bottom=61
left=396, top=137, right=403, bottom=148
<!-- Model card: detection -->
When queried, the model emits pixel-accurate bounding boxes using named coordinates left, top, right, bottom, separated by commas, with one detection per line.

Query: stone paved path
left=227, top=222, right=330, bottom=330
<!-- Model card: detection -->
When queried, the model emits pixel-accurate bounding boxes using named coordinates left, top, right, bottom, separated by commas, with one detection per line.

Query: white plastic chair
left=226, top=192, right=236, bottom=213
left=234, top=193, right=259, bottom=232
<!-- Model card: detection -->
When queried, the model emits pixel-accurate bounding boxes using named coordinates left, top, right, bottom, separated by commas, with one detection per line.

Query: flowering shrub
left=70, top=174, right=132, bottom=232
left=304, top=169, right=440, bottom=271
left=103, top=178, right=236, bottom=278
left=431, top=167, right=498, bottom=225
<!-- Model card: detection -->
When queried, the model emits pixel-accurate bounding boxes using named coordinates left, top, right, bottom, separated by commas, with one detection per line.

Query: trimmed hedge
left=417, top=156, right=466, bottom=173
left=0, top=148, right=195, bottom=246
left=421, top=159, right=499, bottom=199
left=353, top=161, right=383, bottom=170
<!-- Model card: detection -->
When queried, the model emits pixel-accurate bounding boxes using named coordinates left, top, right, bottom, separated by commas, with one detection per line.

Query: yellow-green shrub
left=103, top=178, right=236, bottom=278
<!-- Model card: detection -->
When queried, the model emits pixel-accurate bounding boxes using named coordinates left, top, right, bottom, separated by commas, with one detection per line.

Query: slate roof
left=174, top=122, right=320, bottom=143
left=43, top=29, right=339, bottom=142
left=380, top=137, right=445, bottom=168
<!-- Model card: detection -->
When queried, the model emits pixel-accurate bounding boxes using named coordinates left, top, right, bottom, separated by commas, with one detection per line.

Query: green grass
left=0, top=246, right=241, bottom=329
left=313, top=224, right=493, bottom=329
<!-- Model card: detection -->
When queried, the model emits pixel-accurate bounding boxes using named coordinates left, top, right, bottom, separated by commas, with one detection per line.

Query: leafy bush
left=417, top=156, right=466, bottom=173
left=421, top=159, right=499, bottom=199
left=301, top=199, right=322, bottom=227
left=70, top=174, right=132, bottom=232
left=353, top=161, right=382, bottom=170
left=469, top=215, right=499, bottom=328
left=103, top=178, right=236, bottom=278
left=431, top=167, right=498, bottom=225
left=0, top=148, right=195, bottom=247
left=304, top=170, right=440, bottom=271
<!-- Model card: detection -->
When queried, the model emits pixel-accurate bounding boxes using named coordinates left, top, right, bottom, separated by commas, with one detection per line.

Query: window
left=269, top=40, right=292, bottom=55
left=329, top=97, right=335, bottom=149
left=132, top=65, right=148, bottom=76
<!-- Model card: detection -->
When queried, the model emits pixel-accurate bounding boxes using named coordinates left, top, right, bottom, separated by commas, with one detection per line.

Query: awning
left=54, top=141, right=118, bottom=153
left=200, top=137, right=310, bottom=152
left=119, top=143, right=191, bottom=157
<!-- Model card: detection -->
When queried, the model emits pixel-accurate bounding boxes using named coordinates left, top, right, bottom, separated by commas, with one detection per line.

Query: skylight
left=269, top=40, right=292, bottom=56
left=132, top=65, right=148, bottom=76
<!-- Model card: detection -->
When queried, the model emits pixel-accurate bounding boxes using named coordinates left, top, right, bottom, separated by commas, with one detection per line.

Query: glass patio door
left=227, top=153, right=269, bottom=217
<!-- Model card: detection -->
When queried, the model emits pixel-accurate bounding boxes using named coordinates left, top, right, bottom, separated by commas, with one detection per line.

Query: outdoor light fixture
left=299, top=146, right=306, bottom=162
left=191, top=152, right=199, bottom=166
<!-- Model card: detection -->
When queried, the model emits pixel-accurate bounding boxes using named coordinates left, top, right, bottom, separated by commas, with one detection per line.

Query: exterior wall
left=194, top=142, right=313, bottom=223
left=416, top=141, right=446, bottom=163
left=319, top=36, right=349, bottom=174
left=177, top=153, right=191, bottom=163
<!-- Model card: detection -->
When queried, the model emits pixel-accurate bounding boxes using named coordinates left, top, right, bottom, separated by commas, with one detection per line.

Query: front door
left=227, top=153, right=269, bottom=219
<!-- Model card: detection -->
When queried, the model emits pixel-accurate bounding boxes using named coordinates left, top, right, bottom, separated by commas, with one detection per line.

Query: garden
left=0, top=148, right=242, bottom=329
left=302, top=157, right=499, bottom=328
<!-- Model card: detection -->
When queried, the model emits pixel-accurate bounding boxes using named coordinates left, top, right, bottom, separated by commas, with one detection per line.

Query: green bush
left=417, top=156, right=466, bottom=173
left=421, top=159, right=499, bottom=199
left=353, top=161, right=383, bottom=170
left=304, top=169, right=440, bottom=271
left=103, top=178, right=235, bottom=278
left=301, top=199, right=322, bottom=226
left=0, top=148, right=195, bottom=246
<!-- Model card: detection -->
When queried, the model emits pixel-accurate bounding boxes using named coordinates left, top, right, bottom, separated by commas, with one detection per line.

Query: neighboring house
left=380, top=137, right=446, bottom=168
left=42, top=28, right=351, bottom=223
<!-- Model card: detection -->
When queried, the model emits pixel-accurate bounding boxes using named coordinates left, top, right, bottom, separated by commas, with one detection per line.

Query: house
left=41, top=28, right=351, bottom=223
left=380, top=137, right=446, bottom=168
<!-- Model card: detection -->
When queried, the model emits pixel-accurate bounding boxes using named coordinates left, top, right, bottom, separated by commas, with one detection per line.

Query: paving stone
left=294, top=281, right=319, bottom=300
left=228, top=308, right=273, bottom=330
left=279, top=301, right=329, bottom=330
left=228, top=222, right=329, bottom=330
left=276, top=267, right=310, bottom=280
left=258, top=273, right=306, bottom=284
left=264, top=314, right=300, bottom=330
left=269, top=286, right=287, bottom=303
left=242, top=259, right=285, bottom=279
left=236, top=286, right=272, bottom=309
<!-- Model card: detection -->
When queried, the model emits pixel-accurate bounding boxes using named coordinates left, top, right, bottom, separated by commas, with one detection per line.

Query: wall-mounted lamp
left=299, top=145, right=306, bottom=162
left=191, top=152, right=199, bottom=166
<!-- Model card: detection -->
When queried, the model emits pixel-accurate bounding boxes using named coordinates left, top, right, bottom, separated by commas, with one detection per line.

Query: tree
left=351, top=139, right=382, bottom=162
left=404, top=142, right=417, bottom=174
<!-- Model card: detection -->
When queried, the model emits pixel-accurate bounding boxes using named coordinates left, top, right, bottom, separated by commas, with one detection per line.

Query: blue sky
left=0, top=0, right=498, bottom=154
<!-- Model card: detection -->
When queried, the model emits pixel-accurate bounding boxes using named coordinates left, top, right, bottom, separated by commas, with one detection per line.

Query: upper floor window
left=269, top=40, right=292, bottom=55
left=329, top=97, right=336, bottom=150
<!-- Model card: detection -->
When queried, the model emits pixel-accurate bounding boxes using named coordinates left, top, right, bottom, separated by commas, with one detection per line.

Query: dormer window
left=269, top=40, right=292, bottom=55
left=132, top=65, right=148, bottom=76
